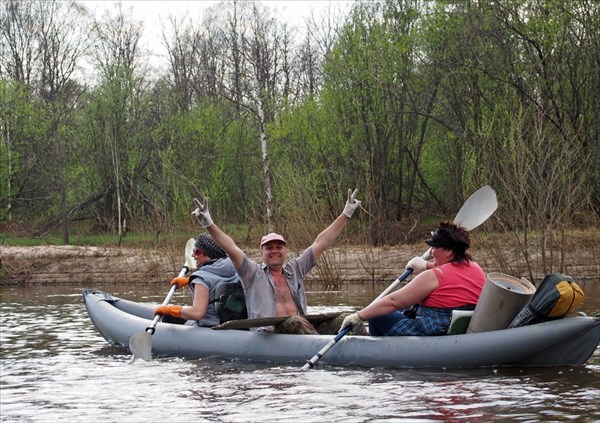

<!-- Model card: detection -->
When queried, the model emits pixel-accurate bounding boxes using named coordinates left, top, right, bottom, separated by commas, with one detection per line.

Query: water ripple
left=1, top=285, right=598, bottom=422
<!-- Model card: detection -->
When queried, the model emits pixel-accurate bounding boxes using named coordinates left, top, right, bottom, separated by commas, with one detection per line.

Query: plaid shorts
left=384, top=304, right=475, bottom=336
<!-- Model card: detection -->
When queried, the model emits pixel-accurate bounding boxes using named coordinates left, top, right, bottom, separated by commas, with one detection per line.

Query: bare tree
left=92, top=3, right=142, bottom=81
left=90, top=3, right=144, bottom=239
left=301, top=3, right=345, bottom=96
left=36, top=0, right=89, bottom=243
left=221, top=0, right=248, bottom=114
left=0, top=0, right=41, bottom=222
left=162, top=15, right=199, bottom=111
left=162, top=11, right=227, bottom=109
left=0, top=0, right=39, bottom=84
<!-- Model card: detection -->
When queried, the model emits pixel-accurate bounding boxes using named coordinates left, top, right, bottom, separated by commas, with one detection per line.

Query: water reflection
left=0, top=283, right=598, bottom=422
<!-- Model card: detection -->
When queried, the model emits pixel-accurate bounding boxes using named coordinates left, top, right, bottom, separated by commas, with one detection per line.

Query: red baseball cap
left=260, top=232, right=287, bottom=247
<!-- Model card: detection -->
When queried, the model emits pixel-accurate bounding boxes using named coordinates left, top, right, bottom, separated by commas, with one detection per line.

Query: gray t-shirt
left=188, top=257, right=239, bottom=326
left=237, top=247, right=316, bottom=330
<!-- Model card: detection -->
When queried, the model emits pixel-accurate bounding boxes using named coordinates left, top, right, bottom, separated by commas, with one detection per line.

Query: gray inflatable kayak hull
left=83, top=289, right=600, bottom=368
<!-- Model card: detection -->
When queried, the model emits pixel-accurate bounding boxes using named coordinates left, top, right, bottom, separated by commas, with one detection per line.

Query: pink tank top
left=420, top=260, right=486, bottom=308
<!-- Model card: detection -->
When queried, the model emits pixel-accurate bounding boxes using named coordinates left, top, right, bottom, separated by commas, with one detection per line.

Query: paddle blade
left=185, top=238, right=196, bottom=271
left=129, top=332, right=153, bottom=361
left=453, top=185, right=498, bottom=231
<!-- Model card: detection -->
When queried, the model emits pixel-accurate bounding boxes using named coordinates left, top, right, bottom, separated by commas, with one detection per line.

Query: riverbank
left=1, top=241, right=597, bottom=285
left=0, top=244, right=418, bottom=285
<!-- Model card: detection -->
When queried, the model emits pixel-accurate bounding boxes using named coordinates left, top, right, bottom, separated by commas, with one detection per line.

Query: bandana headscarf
left=195, top=234, right=227, bottom=259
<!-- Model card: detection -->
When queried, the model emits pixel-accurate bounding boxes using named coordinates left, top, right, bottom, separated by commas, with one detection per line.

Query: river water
left=1, top=282, right=599, bottom=422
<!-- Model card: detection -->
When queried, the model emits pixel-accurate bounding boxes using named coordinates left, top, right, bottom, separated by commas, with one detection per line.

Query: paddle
left=300, top=185, right=498, bottom=370
left=211, top=312, right=344, bottom=330
left=129, top=238, right=196, bottom=361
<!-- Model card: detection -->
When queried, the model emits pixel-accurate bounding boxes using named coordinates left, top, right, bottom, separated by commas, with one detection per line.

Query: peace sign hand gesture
left=192, top=197, right=214, bottom=228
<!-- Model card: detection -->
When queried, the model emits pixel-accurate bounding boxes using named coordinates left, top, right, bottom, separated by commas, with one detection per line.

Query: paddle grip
left=302, top=255, right=417, bottom=369
left=373, top=268, right=413, bottom=303
left=301, top=326, right=351, bottom=370
left=146, top=266, right=185, bottom=332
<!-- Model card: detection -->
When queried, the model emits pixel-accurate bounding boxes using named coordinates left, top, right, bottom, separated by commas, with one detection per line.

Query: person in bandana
left=154, top=233, right=239, bottom=327
left=340, top=221, right=486, bottom=336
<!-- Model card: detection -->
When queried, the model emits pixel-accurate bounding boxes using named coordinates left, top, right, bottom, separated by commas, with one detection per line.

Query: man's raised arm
left=192, top=197, right=245, bottom=269
left=311, top=189, right=361, bottom=261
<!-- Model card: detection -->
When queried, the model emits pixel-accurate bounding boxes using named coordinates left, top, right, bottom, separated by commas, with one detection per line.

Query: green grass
left=0, top=223, right=261, bottom=249
left=2, top=232, right=179, bottom=248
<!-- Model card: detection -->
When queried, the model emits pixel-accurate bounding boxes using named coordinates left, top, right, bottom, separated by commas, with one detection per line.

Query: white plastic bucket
left=466, top=273, right=536, bottom=333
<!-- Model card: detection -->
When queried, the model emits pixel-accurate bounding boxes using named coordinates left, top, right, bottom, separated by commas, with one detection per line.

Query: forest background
left=1, top=0, right=598, bottom=285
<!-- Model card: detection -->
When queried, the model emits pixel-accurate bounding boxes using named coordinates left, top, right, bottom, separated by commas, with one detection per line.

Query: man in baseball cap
left=260, top=233, right=287, bottom=247
left=191, top=189, right=362, bottom=334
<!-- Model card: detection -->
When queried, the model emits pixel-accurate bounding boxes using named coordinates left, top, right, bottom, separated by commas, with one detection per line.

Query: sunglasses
left=192, top=247, right=203, bottom=255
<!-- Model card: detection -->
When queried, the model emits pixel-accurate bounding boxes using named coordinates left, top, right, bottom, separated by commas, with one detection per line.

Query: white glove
left=342, top=189, right=361, bottom=218
left=406, top=256, right=428, bottom=275
left=339, top=312, right=364, bottom=333
left=192, top=197, right=214, bottom=228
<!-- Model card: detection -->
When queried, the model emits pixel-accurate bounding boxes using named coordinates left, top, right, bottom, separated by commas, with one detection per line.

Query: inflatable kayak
left=82, top=289, right=600, bottom=368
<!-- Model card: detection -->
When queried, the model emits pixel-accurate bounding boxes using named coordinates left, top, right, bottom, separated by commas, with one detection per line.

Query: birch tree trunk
left=254, top=72, right=274, bottom=231
left=110, top=129, right=123, bottom=237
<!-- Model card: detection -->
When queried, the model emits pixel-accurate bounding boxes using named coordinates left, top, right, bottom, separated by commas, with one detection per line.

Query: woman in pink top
left=340, top=222, right=486, bottom=336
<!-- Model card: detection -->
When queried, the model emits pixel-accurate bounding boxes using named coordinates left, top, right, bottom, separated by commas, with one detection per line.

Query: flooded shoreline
left=2, top=244, right=598, bottom=286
